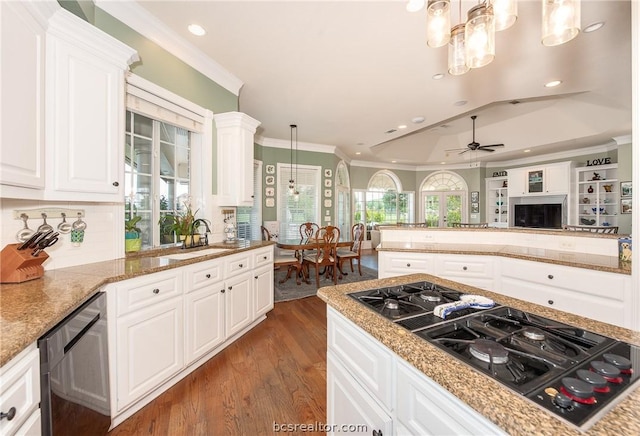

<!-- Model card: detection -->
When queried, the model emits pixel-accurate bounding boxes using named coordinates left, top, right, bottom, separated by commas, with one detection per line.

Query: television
left=514, top=204, right=562, bottom=229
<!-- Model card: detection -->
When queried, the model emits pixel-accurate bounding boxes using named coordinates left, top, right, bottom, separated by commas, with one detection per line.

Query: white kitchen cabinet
left=574, top=164, right=619, bottom=227
left=396, top=358, right=506, bottom=436
left=499, top=257, right=630, bottom=327
left=254, top=265, right=274, bottom=319
left=485, top=176, right=509, bottom=227
left=378, top=251, right=434, bottom=279
left=43, top=9, right=136, bottom=201
left=213, top=112, right=261, bottom=206
left=327, top=353, right=393, bottom=436
left=0, top=1, right=50, bottom=192
left=508, top=162, right=573, bottom=197
left=432, top=253, right=495, bottom=290
left=224, top=271, right=253, bottom=338
left=0, top=343, right=41, bottom=436
left=183, top=259, right=225, bottom=364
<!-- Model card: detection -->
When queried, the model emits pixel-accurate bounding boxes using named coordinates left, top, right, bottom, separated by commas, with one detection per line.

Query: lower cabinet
left=378, top=251, right=433, bottom=278
left=185, top=284, right=225, bottom=366
left=432, top=254, right=495, bottom=290
left=115, top=296, right=184, bottom=410
left=0, top=344, right=41, bottom=436
left=254, top=265, right=274, bottom=318
left=224, top=271, right=253, bottom=338
left=327, top=353, right=393, bottom=436
left=327, top=307, right=506, bottom=436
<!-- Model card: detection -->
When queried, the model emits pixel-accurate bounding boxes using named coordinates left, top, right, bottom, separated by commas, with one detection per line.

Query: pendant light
left=542, top=0, right=581, bottom=46
left=492, top=0, right=518, bottom=32
left=293, top=125, right=300, bottom=201
left=448, top=23, right=469, bottom=75
left=288, top=124, right=296, bottom=195
left=426, top=0, right=451, bottom=48
left=465, top=2, right=495, bottom=69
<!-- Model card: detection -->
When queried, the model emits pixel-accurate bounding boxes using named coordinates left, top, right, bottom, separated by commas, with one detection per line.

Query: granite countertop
left=377, top=225, right=628, bottom=238
left=377, top=241, right=631, bottom=274
left=317, top=274, right=640, bottom=436
left=0, top=241, right=273, bottom=367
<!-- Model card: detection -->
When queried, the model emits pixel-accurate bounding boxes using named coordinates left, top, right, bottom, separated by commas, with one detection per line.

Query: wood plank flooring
left=108, top=296, right=328, bottom=436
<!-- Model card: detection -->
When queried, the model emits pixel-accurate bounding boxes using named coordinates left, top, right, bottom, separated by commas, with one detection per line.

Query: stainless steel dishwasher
left=38, top=292, right=110, bottom=435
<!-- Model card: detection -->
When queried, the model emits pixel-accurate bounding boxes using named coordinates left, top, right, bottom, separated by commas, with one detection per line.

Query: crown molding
left=613, top=134, right=632, bottom=145
left=484, top=141, right=620, bottom=168
left=349, top=160, right=417, bottom=171
left=95, top=0, right=243, bottom=96
left=256, top=136, right=336, bottom=155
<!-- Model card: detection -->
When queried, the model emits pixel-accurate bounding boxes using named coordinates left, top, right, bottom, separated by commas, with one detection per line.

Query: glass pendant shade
left=448, top=24, right=469, bottom=76
left=493, top=0, right=518, bottom=31
left=542, top=0, right=580, bottom=46
left=427, top=0, right=451, bottom=48
left=465, top=3, right=495, bottom=69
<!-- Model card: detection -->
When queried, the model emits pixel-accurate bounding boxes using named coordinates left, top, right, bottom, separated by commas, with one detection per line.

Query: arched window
left=421, top=171, right=466, bottom=191
left=368, top=170, right=402, bottom=192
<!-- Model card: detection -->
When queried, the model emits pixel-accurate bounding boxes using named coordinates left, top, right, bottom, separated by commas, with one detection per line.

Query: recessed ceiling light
left=545, top=80, right=562, bottom=88
left=583, top=22, right=605, bottom=33
left=432, top=73, right=445, bottom=80
left=454, top=100, right=468, bottom=106
left=391, top=160, right=397, bottom=163
left=523, top=149, right=531, bottom=153
left=440, top=161, right=446, bottom=165
left=355, top=152, right=361, bottom=155
left=398, top=124, right=407, bottom=129
left=412, top=116, right=425, bottom=124
left=188, top=24, right=206, bottom=36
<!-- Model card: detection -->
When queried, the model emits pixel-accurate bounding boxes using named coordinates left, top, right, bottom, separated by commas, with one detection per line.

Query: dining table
left=275, top=238, right=353, bottom=284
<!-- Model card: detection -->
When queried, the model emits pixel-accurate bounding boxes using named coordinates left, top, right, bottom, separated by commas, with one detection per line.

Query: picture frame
left=471, top=202, right=479, bottom=213
left=324, top=169, right=332, bottom=178
left=470, top=191, right=479, bottom=203
left=265, top=176, right=275, bottom=185
left=265, top=164, right=275, bottom=174
left=265, top=198, right=275, bottom=208
left=621, top=198, right=632, bottom=214
left=324, top=179, right=332, bottom=187
left=265, top=187, right=275, bottom=197
left=620, top=181, right=632, bottom=197
left=324, top=189, right=332, bottom=198
left=324, top=199, right=332, bottom=208
left=528, top=170, right=543, bottom=193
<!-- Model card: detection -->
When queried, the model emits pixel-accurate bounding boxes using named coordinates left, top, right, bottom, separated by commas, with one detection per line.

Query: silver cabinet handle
left=1, top=407, right=16, bottom=421
left=152, top=288, right=160, bottom=294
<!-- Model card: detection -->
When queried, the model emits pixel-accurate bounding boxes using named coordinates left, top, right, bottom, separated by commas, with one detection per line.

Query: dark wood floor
left=108, top=297, right=328, bottom=436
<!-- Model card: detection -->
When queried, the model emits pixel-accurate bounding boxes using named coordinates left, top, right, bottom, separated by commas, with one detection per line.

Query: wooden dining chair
left=299, top=222, right=320, bottom=243
left=562, top=224, right=619, bottom=234
left=337, top=223, right=365, bottom=276
left=302, top=226, right=340, bottom=288
left=262, top=226, right=301, bottom=284
left=451, top=222, right=489, bottom=228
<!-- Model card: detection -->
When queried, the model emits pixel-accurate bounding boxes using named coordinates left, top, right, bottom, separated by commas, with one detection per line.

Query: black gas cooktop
left=349, top=281, right=640, bottom=431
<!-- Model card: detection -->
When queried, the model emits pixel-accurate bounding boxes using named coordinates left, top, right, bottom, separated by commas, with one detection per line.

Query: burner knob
left=561, top=377, right=594, bottom=399
left=603, top=353, right=632, bottom=371
left=591, top=361, right=621, bottom=378
left=577, top=369, right=608, bottom=389
left=554, top=392, right=573, bottom=409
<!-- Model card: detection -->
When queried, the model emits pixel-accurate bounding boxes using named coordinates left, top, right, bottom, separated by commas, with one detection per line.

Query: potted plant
left=161, top=203, right=200, bottom=246
left=125, top=215, right=143, bottom=252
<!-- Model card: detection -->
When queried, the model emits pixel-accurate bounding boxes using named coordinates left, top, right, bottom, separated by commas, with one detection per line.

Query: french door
left=422, top=191, right=465, bottom=227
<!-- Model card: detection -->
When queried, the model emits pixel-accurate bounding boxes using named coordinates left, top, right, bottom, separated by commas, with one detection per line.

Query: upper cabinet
left=507, top=162, right=574, bottom=197
left=0, top=1, right=52, bottom=191
left=0, top=4, right=138, bottom=202
left=214, top=112, right=261, bottom=206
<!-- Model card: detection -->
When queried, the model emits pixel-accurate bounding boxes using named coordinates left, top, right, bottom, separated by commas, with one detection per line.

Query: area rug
left=274, top=265, right=379, bottom=302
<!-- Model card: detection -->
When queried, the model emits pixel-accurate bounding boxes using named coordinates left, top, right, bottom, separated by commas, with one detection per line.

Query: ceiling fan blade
left=458, top=149, right=470, bottom=155
left=478, top=148, right=496, bottom=152
left=445, top=147, right=469, bottom=152
left=479, top=143, right=504, bottom=148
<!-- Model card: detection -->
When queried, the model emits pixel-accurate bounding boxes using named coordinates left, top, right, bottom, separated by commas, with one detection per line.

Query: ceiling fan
left=446, top=115, right=505, bottom=155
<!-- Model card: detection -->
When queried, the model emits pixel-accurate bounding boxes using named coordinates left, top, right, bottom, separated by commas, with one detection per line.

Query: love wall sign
left=586, top=157, right=611, bottom=166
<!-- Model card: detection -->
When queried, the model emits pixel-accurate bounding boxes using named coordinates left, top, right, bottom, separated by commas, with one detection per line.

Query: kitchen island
left=317, top=273, right=640, bottom=436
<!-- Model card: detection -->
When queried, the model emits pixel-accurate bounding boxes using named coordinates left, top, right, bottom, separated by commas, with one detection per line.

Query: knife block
left=0, top=243, right=48, bottom=283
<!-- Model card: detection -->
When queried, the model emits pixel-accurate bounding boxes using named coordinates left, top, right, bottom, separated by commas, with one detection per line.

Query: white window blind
left=277, top=164, right=321, bottom=240
left=237, top=161, right=262, bottom=240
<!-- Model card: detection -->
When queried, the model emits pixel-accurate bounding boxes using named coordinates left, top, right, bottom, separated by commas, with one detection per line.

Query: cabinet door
left=224, top=272, right=253, bottom=338
left=116, top=297, right=184, bottom=410
left=507, top=168, right=526, bottom=196
left=327, top=353, right=393, bottom=436
left=396, top=359, right=505, bottom=436
left=45, top=35, right=124, bottom=200
left=253, top=265, right=274, bottom=319
left=543, top=164, right=570, bottom=194
left=185, top=284, right=225, bottom=365
left=0, top=1, right=46, bottom=191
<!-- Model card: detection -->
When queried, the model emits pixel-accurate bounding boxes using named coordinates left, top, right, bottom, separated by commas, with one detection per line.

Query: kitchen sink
left=157, top=248, right=232, bottom=261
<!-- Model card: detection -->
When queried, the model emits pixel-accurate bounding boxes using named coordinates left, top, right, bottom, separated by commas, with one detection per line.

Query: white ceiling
left=132, top=0, right=632, bottom=167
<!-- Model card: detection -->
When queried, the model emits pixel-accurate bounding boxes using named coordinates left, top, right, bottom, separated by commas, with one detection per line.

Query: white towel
left=434, top=301, right=470, bottom=319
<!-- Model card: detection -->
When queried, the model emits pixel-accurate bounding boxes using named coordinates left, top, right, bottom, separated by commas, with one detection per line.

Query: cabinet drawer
left=116, top=270, right=182, bottom=316
left=0, top=344, right=40, bottom=436
left=434, top=255, right=494, bottom=278
left=253, top=247, right=273, bottom=268
left=224, top=252, right=252, bottom=277
left=379, top=252, right=432, bottom=278
left=184, top=260, right=223, bottom=293
left=327, top=308, right=393, bottom=410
